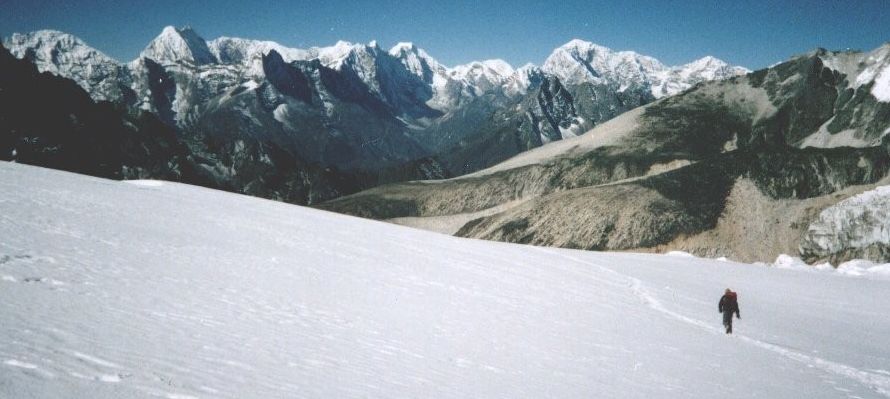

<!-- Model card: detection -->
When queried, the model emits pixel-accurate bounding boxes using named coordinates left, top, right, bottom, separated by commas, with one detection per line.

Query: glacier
left=800, top=185, right=890, bottom=262
left=1, top=161, right=889, bottom=398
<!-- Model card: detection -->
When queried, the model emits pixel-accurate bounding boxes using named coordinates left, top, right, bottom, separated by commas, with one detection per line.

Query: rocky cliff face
left=320, top=45, right=890, bottom=263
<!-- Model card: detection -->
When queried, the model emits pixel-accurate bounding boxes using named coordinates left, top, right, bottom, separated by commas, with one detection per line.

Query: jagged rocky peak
left=261, top=49, right=313, bottom=103
left=140, top=26, right=217, bottom=65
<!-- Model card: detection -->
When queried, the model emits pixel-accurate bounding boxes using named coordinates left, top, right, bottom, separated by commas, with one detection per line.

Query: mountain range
left=320, top=43, right=890, bottom=264
left=2, top=27, right=748, bottom=201
left=6, top=26, right=889, bottom=264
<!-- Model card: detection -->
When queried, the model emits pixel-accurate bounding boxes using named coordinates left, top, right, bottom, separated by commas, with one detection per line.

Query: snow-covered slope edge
left=1, top=161, right=889, bottom=398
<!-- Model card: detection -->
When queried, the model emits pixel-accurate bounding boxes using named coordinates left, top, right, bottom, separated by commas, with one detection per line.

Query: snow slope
left=1, top=161, right=889, bottom=398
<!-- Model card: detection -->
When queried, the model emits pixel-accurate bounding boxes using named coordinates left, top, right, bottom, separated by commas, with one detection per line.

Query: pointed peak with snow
left=680, top=55, right=747, bottom=74
left=140, top=26, right=217, bottom=65
left=388, top=42, right=447, bottom=85
left=557, top=39, right=613, bottom=54
left=543, top=39, right=643, bottom=86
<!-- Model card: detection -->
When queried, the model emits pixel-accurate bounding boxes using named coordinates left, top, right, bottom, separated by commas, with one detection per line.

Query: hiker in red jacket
left=719, top=288, right=741, bottom=334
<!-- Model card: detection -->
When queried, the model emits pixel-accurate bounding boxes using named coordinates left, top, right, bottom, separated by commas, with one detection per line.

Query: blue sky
left=3, top=0, right=889, bottom=70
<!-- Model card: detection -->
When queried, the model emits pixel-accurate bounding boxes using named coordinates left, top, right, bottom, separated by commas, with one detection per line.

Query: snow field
left=1, top=161, right=889, bottom=398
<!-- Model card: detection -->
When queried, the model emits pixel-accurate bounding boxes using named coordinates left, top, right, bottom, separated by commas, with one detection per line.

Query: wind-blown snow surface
left=1, top=162, right=889, bottom=399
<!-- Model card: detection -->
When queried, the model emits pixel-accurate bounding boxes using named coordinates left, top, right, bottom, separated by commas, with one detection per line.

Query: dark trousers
left=722, top=311, right=734, bottom=334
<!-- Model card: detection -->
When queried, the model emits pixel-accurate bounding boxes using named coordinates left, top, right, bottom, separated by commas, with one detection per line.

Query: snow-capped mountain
left=3, top=30, right=130, bottom=102
left=0, top=44, right=357, bottom=203
left=650, top=56, right=751, bottom=99
left=542, top=39, right=750, bottom=98
left=3, top=28, right=747, bottom=120
left=2, top=26, right=751, bottom=203
left=140, top=26, right=218, bottom=66
left=388, top=42, right=467, bottom=112
left=449, top=59, right=515, bottom=93
left=388, top=42, right=448, bottom=84
left=542, top=39, right=664, bottom=89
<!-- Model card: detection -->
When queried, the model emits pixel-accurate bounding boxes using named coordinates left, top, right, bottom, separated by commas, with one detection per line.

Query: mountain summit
left=140, top=26, right=218, bottom=65
left=542, top=39, right=749, bottom=98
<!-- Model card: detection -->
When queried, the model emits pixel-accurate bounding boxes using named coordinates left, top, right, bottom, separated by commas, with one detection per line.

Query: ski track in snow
left=538, top=248, right=890, bottom=398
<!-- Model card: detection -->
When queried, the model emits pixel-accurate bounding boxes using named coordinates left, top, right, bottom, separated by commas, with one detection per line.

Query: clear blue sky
left=3, top=0, right=889, bottom=70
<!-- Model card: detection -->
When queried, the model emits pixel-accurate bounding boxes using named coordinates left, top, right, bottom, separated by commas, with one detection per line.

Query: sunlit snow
left=1, top=162, right=889, bottom=398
